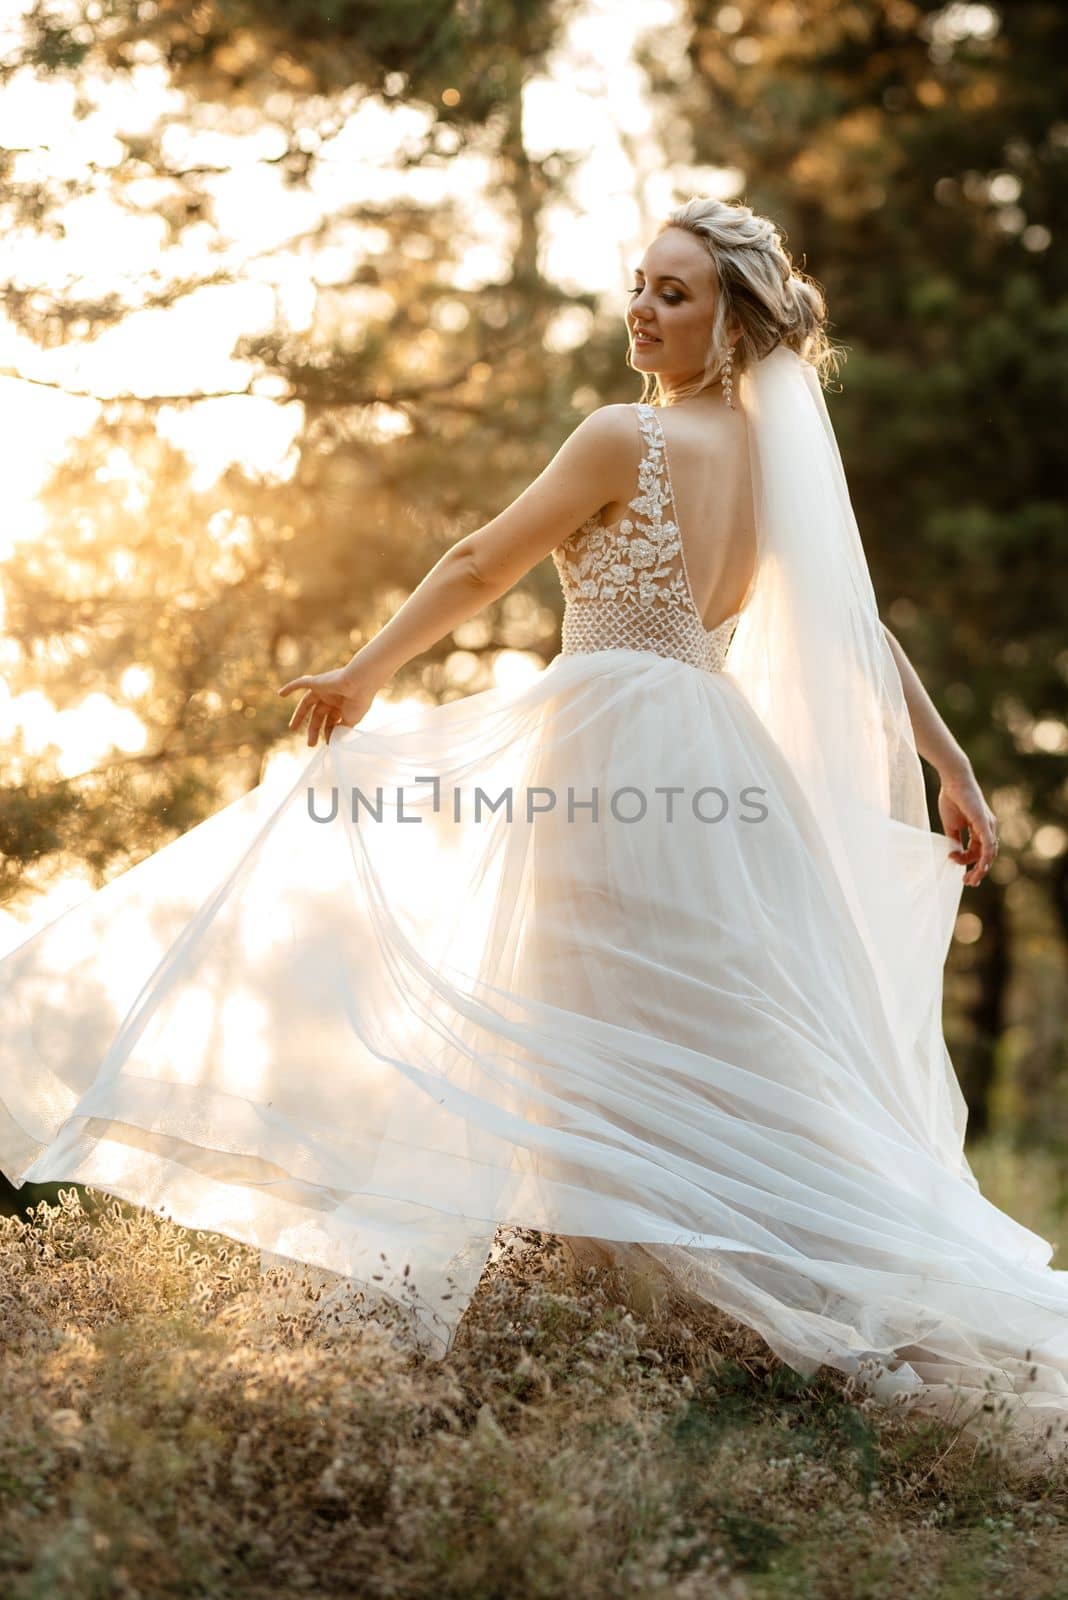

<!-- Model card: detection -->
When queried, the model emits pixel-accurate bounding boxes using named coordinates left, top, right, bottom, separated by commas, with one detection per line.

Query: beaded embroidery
left=551, top=403, right=740, bottom=674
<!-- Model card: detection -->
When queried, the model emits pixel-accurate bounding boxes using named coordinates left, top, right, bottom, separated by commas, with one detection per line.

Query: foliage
left=1, top=0, right=599, bottom=902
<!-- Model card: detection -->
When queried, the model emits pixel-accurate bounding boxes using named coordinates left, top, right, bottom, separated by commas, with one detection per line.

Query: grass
left=0, top=1188, right=1066, bottom=1599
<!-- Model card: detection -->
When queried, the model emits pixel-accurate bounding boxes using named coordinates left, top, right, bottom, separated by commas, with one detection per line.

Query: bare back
left=552, top=399, right=756, bottom=677
left=598, top=399, right=757, bottom=632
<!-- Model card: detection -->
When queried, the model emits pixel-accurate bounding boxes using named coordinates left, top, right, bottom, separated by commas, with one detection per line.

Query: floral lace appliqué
left=551, top=403, right=739, bottom=674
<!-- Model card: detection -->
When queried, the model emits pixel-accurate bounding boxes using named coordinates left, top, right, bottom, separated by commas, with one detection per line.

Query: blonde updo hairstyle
left=631, top=197, right=845, bottom=405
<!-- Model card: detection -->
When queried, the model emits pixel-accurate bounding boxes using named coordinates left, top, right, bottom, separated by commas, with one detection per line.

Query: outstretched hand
left=938, top=764, right=999, bottom=888
left=277, top=662, right=380, bottom=748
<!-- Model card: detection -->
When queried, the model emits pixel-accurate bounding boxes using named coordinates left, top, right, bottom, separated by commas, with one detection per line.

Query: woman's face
left=627, top=226, right=737, bottom=394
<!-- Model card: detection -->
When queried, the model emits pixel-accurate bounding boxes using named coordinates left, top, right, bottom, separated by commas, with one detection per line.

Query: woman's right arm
left=882, top=623, right=970, bottom=778
left=882, top=623, right=998, bottom=886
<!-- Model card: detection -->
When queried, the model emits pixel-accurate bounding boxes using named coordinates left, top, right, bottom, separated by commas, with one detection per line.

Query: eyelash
left=629, top=285, right=682, bottom=304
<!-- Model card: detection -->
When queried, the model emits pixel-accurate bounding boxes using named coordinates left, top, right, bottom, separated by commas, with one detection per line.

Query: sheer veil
left=728, top=346, right=970, bottom=1178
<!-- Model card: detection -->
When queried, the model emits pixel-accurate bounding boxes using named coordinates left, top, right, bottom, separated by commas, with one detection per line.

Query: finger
left=278, top=677, right=311, bottom=698
left=950, top=818, right=991, bottom=882
left=293, top=693, right=323, bottom=736
left=310, top=698, right=345, bottom=742
left=946, top=828, right=971, bottom=864
left=288, top=691, right=314, bottom=733
left=947, top=827, right=979, bottom=866
left=307, top=701, right=329, bottom=747
left=975, top=827, right=997, bottom=877
left=962, top=823, right=982, bottom=861
left=963, top=839, right=995, bottom=886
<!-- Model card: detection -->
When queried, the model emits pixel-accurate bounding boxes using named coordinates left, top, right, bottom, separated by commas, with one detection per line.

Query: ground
left=1, top=1189, right=1066, bottom=1599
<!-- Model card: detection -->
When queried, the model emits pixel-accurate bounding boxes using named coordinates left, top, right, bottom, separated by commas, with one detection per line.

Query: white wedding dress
left=3, top=348, right=1067, bottom=1468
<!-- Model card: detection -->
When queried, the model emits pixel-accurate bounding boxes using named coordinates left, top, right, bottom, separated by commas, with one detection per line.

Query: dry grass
left=1, top=1188, right=1067, bottom=1600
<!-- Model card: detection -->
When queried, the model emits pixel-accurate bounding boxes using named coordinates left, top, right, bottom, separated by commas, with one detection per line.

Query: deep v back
left=551, top=401, right=754, bottom=675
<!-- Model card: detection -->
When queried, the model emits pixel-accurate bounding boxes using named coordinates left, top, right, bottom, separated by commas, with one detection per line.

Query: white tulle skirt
left=3, top=648, right=1068, bottom=1466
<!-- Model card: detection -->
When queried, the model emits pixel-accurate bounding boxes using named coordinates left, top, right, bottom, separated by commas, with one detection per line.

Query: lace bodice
left=551, top=402, right=742, bottom=675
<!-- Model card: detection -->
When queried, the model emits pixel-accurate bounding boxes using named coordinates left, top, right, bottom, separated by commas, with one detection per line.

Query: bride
left=3, top=197, right=1066, bottom=1468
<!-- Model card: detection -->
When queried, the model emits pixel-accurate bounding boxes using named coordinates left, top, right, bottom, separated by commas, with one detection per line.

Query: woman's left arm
left=882, top=623, right=998, bottom=886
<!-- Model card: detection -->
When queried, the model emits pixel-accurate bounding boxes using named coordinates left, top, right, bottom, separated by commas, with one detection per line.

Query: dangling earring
left=721, top=344, right=735, bottom=410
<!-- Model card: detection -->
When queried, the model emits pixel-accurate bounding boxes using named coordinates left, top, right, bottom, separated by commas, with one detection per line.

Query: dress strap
left=632, top=402, right=707, bottom=632
left=632, top=402, right=671, bottom=528
left=634, top=401, right=746, bottom=641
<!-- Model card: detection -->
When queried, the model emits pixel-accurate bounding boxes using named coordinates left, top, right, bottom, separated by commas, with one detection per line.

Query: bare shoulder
left=570, top=401, right=639, bottom=445
left=562, top=406, right=639, bottom=512
left=562, top=401, right=639, bottom=486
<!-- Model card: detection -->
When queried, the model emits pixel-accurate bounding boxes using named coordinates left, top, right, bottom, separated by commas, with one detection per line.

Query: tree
left=1, top=0, right=612, bottom=902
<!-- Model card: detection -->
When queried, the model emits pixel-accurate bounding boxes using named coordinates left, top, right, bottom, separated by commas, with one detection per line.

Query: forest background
left=0, top=0, right=1065, bottom=1240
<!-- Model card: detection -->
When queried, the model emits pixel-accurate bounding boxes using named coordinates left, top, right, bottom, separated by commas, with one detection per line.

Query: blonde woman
left=3, top=199, right=1063, bottom=1468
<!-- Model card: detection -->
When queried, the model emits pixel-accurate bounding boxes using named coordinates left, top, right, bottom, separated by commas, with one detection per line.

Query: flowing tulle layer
left=3, top=648, right=1067, bottom=1468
